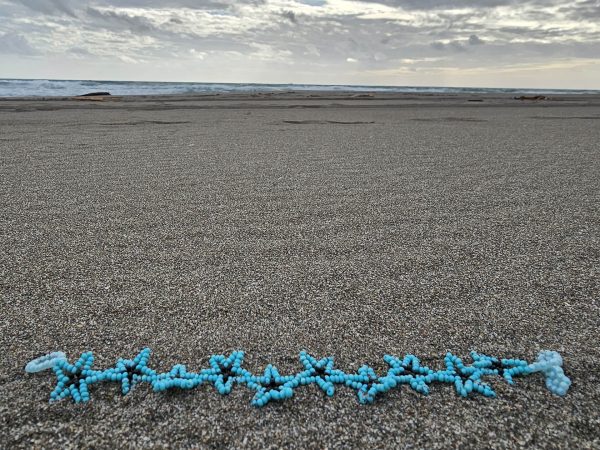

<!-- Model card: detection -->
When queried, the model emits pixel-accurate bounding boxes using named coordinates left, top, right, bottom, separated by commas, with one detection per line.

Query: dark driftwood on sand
left=514, top=95, right=547, bottom=100
left=79, top=92, right=111, bottom=97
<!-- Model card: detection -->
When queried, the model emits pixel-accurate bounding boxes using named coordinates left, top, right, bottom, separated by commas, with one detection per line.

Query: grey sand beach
left=1, top=92, right=599, bottom=448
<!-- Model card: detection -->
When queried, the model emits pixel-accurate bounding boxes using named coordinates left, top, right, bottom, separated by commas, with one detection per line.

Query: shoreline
left=2, top=92, right=600, bottom=111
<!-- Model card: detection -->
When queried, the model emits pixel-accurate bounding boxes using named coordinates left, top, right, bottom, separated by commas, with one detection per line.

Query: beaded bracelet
left=25, top=352, right=67, bottom=374
left=26, top=349, right=571, bottom=406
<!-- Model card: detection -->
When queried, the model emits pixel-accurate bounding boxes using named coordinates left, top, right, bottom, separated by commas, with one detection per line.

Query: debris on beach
left=73, top=92, right=119, bottom=101
left=80, top=92, right=111, bottom=97
left=514, top=95, right=547, bottom=101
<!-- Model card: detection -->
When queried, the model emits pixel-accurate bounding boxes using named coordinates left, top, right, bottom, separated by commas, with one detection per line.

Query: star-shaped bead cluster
left=27, top=349, right=570, bottom=406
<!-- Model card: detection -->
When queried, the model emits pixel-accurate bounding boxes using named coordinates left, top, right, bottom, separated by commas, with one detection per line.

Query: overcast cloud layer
left=1, top=0, right=599, bottom=88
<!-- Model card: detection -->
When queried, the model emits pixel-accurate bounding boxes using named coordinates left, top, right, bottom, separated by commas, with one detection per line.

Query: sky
left=0, top=0, right=599, bottom=88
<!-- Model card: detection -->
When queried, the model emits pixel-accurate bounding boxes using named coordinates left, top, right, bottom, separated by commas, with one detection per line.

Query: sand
left=1, top=92, right=599, bottom=449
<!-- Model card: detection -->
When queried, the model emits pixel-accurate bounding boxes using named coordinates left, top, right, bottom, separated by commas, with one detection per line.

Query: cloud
left=0, top=33, right=38, bottom=55
left=358, top=0, right=518, bottom=10
left=18, top=0, right=78, bottom=17
left=431, top=40, right=467, bottom=51
left=7, top=0, right=265, bottom=18
left=299, top=0, right=326, bottom=5
left=0, top=0, right=598, bottom=88
left=280, top=10, right=298, bottom=24
left=469, top=34, right=484, bottom=45
left=68, top=47, right=93, bottom=56
left=85, top=7, right=159, bottom=35
left=559, top=0, right=600, bottom=19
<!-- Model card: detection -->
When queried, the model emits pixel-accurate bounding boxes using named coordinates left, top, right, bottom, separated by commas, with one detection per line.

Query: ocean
left=0, top=78, right=598, bottom=98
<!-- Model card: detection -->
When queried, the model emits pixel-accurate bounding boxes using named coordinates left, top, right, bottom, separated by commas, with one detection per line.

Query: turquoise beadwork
left=32, top=349, right=570, bottom=406
left=25, top=352, right=67, bottom=373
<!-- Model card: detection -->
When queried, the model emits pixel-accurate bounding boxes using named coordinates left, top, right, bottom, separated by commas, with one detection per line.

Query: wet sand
left=1, top=92, right=599, bottom=449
